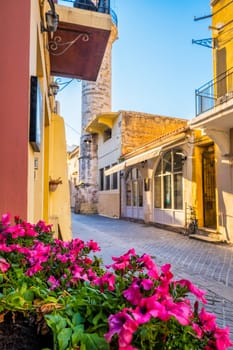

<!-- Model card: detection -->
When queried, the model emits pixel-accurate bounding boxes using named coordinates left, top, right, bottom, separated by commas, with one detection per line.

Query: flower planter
left=0, top=312, right=53, bottom=350
left=49, top=177, right=62, bottom=192
left=49, top=183, right=59, bottom=192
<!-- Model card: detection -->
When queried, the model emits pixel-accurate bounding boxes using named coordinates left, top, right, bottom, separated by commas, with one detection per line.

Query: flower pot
left=49, top=183, right=59, bottom=192
left=0, top=312, right=53, bottom=350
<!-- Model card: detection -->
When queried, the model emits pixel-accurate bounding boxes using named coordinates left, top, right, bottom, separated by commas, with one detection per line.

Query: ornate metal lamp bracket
left=47, top=32, right=90, bottom=56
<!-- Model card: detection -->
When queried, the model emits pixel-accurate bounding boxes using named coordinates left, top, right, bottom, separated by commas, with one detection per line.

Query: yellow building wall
left=212, top=0, right=233, bottom=85
left=48, top=114, right=72, bottom=241
left=98, top=191, right=120, bottom=218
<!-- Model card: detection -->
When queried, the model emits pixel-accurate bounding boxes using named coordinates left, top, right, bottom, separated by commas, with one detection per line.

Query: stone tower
left=78, top=23, right=118, bottom=214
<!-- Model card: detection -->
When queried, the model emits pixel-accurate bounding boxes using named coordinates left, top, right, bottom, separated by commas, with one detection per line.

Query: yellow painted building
left=190, top=0, right=233, bottom=242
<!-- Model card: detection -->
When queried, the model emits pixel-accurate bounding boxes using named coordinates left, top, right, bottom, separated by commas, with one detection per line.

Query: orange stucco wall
left=0, top=2, right=30, bottom=220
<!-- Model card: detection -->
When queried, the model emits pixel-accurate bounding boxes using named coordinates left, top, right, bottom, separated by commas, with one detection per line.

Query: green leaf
left=71, top=326, right=84, bottom=346
left=72, top=312, right=84, bottom=326
left=24, top=290, right=34, bottom=301
left=45, top=314, right=67, bottom=333
left=0, top=274, right=4, bottom=283
left=57, top=328, right=72, bottom=350
left=81, top=333, right=109, bottom=350
left=92, top=311, right=104, bottom=326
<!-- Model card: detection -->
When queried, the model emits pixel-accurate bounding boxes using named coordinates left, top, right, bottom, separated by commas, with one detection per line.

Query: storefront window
left=154, top=149, right=183, bottom=210
left=154, top=176, right=161, bottom=208
left=126, top=182, right=131, bottom=206
left=126, top=168, right=143, bottom=207
left=164, top=175, right=171, bottom=208
left=174, top=173, right=183, bottom=209
left=132, top=181, right=138, bottom=206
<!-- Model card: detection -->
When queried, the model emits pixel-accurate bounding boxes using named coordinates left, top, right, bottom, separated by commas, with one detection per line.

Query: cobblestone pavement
left=72, top=213, right=233, bottom=345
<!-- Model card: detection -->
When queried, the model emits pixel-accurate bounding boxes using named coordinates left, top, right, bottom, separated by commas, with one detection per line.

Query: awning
left=125, top=147, right=161, bottom=167
left=104, top=161, right=126, bottom=176
left=104, top=147, right=161, bottom=176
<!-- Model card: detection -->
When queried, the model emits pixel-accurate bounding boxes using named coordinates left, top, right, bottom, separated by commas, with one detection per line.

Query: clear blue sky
left=57, top=1, right=213, bottom=146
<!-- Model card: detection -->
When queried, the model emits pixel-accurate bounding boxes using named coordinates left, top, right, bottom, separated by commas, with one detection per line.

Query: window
left=154, top=149, right=183, bottom=210
left=105, top=166, right=110, bottom=190
left=100, top=165, right=119, bottom=191
left=126, top=182, right=132, bottom=206
left=112, top=171, right=118, bottom=189
left=103, top=128, right=112, bottom=142
left=126, top=168, right=143, bottom=207
left=99, top=168, right=104, bottom=191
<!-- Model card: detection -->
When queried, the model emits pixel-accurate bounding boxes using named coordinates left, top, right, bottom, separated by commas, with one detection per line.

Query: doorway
left=202, top=147, right=217, bottom=229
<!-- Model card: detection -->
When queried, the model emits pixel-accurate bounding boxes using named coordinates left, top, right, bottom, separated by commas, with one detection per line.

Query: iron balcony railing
left=57, top=0, right=118, bottom=26
left=195, top=66, right=233, bottom=116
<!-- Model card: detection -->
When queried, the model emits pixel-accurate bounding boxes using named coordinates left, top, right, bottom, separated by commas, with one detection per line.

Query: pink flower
left=0, top=257, right=10, bottom=272
left=85, top=239, right=100, bottom=252
left=108, top=249, right=136, bottom=271
left=176, top=279, right=207, bottom=303
left=25, top=262, right=43, bottom=276
left=94, top=272, right=115, bottom=292
left=133, top=295, right=169, bottom=324
left=192, top=322, right=203, bottom=339
left=36, top=220, right=53, bottom=233
left=164, top=299, right=192, bottom=326
left=198, top=307, right=217, bottom=333
left=213, top=326, right=233, bottom=350
left=105, top=308, right=138, bottom=347
left=70, top=238, right=85, bottom=253
left=123, top=280, right=142, bottom=305
left=56, top=253, right=69, bottom=264
left=137, top=254, right=159, bottom=279
left=48, top=275, right=60, bottom=290
left=26, top=242, right=50, bottom=265
left=160, top=264, right=173, bottom=282
left=0, top=243, right=11, bottom=252
left=1, top=213, right=10, bottom=226
left=123, top=278, right=153, bottom=305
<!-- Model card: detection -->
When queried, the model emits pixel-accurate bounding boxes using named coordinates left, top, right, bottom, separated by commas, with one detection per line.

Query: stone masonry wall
left=121, top=111, right=188, bottom=155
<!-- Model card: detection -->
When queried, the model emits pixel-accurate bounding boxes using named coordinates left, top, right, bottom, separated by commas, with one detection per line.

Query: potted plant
left=0, top=213, right=232, bottom=350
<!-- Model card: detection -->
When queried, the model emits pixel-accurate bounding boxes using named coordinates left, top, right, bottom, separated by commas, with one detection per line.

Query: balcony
left=46, top=0, right=117, bottom=81
left=195, top=67, right=233, bottom=116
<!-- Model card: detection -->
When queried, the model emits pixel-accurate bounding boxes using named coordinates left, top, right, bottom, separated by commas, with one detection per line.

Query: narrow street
left=72, top=213, right=233, bottom=344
